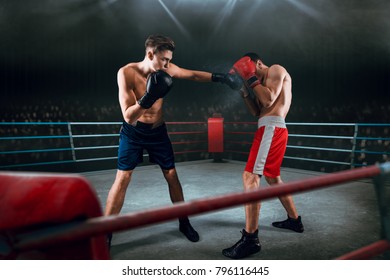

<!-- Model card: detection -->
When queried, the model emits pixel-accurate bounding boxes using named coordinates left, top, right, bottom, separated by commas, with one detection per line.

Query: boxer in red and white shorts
left=245, top=116, right=287, bottom=177
left=222, top=53, right=304, bottom=259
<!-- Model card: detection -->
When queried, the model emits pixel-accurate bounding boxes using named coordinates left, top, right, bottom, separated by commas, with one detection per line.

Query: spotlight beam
left=214, top=0, right=237, bottom=34
left=158, top=0, right=191, bottom=39
left=286, top=0, right=323, bottom=21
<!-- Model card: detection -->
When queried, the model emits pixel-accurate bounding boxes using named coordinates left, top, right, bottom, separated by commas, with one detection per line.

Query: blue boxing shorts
left=117, top=121, right=175, bottom=171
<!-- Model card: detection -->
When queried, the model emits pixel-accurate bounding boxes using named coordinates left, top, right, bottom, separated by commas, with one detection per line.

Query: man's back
left=259, top=64, right=292, bottom=119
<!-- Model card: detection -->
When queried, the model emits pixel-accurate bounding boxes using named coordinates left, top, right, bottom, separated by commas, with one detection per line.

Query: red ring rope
left=13, top=165, right=382, bottom=253
left=336, top=239, right=390, bottom=260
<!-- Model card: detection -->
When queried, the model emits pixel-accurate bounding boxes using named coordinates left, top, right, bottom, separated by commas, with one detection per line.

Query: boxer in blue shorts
left=104, top=34, right=241, bottom=250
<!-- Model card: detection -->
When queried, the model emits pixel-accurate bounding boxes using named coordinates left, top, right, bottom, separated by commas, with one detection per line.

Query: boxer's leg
left=161, top=168, right=185, bottom=203
left=222, top=171, right=261, bottom=259
left=243, top=171, right=261, bottom=233
left=162, top=168, right=200, bottom=242
left=146, top=124, right=199, bottom=242
left=104, top=169, right=133, bottom=248
left=105, top=170, right=133, bottom=216
left=266, top=176, right=304, bottom=233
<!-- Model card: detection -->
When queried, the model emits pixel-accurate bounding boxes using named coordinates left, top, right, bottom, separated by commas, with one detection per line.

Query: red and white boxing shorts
left=245, top=116, right=288, bottom=178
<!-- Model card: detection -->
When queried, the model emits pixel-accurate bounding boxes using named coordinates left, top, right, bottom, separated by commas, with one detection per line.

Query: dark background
left=1, top=0, right=389, bottom=119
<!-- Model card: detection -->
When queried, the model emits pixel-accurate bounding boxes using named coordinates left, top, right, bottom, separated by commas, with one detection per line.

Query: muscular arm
left=253, top=65, right=285, bottom=108
left=117, top=67, right=146, bottom=124
left=166, top=63, right=212, bottom=82
left=240, top=86, right=261, bottom=117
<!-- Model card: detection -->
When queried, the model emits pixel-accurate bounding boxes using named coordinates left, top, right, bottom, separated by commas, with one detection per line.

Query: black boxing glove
left=212, top=73, right=243, bottom=90
left=138, top=70, right=173, bottom=109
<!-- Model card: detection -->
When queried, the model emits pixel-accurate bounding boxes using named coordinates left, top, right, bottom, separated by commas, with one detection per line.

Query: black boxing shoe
left=272, top=215, right=304, bottom=233
left=222, top=229, right=261, bottom=259
left=179, top=219, right=200, bottom=242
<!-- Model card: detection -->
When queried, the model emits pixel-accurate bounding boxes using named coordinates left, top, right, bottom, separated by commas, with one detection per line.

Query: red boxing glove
left=231, top=56, right=260, bottom=88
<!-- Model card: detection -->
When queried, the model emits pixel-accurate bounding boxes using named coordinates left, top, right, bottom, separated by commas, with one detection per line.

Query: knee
left=162, top=168, right=178, bottom=179
left=265, top=176, right=282, bottom=185
left=115, top=170, right=132, bottom=186
left=242, top=171, right=260, bottom=190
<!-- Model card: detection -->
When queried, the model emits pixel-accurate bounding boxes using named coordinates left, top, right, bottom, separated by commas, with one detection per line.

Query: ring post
left=0, top=172, right=109, bottom=260
left=208, top=114, right=224, bottom=162
left=374, top=162, right=390, bottom=245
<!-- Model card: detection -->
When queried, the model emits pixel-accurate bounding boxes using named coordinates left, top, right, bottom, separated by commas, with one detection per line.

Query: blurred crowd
left=1, top=97, right=389, bottom=173
left=1, top=96, right=389, bottom=124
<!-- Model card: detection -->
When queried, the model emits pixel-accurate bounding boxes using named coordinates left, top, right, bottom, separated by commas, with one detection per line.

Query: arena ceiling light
left=285, top=0, right=322, bottom=20
left=214, top=0, right=238, bottom=33
left=158, top=0, right=191, bottom=39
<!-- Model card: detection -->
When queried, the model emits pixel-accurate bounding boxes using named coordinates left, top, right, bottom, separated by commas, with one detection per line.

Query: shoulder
left=268, top=64, right=289, bottom=79
left=117, top=63, right=141, bottom=86
left=118, top=62, right=138, bottom=77
left=117, top=63, right=140, bottom=90
left=269, top=64, right=287, bottom=73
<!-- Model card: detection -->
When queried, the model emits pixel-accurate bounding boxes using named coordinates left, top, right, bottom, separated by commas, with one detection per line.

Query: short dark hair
left=243, top=52, right=262, bottom=63
left=145, top=35, right=175, bottom=54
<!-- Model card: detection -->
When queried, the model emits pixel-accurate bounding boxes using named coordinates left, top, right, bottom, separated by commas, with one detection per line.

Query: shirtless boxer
left=105, top=34, right=239, bottom=248
left=222, top=53, right=304, bottom=259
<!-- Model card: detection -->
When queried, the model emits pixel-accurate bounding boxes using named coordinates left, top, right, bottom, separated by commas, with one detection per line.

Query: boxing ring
left=0, top=121, right=209, bottom=171
left=0, top=119, right=389, bottom=260
left=1, top=120, right=388, bottom=172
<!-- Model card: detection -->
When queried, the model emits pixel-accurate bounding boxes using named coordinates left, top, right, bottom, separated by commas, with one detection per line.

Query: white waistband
left=258, top=116, right=286, bottom=128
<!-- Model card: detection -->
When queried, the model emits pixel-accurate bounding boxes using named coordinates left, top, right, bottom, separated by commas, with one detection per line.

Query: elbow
left=262, top=96, right=276, bottom=108
left=262, top=101, right=273, bottom=108
left=123, top=109, right=135, bottom=124
left=124, top=117, right=132, bottom=124
left=124, top=112, right=139, bottom=124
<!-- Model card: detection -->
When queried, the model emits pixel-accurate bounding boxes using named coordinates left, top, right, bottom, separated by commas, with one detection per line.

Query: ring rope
left=12, top=164, right=386, bottom=253
left=336, top=240, right=390, bottom=260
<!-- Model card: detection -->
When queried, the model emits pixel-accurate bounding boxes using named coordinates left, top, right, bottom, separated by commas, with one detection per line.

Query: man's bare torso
left=122, top=63, right=164, bottom=124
